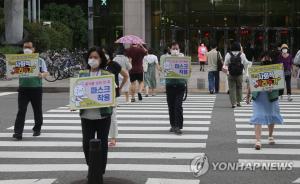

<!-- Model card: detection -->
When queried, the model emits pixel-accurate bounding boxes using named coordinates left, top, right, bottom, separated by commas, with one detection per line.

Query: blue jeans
left=208, top=71, right=220, bottom=93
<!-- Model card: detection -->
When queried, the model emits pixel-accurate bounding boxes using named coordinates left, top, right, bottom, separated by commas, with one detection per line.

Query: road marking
left=236, top=124, right=300, bottom=129
left=238, top=159, right=300, bottom=168
left=0, top=133, right=207, bottom=139
left=235, top=118, right=300, bottom=123
left=237, top=139, right=300, bottom=145
left=234, top=109, right=300, bottom=113
left=236, top=131, right=300, bottom=136
left=42, top=114, right=212, bottom=119
left=0, top=92, right=17, bottom=97
left=145, top=178, right=200, bottom=184
left=25, top=119, right=211, bottom=125
left=0, top=151, right=203, bottom=159
left=293, top=178, right=300, bottom=183
left=7, top=126, right=209, bottom=132
left=0, top=179, right=56, bottom=184
left=48, top=109, right=213, bottom=114
left=238, top=148, right=300, bottom=155
left=241, top=104, right=300, bottom=107
left=57, top=107, right=213, bottom=110
left=0, top=164, right=192, bottom=173
left=235, top=113, right=300, bottom=118
left=0, top=141, right=206, bottom=148
left=234, top=107, right=300, bottom=110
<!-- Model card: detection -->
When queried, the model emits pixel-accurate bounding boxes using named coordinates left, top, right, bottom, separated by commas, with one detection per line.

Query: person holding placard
left=246, top=52, right=283, bottom=150
left=165, top=42, right=186, bottom=135
left=79, top=47, right=113, bottom=174
left=13, top=41, right=48, bottom=140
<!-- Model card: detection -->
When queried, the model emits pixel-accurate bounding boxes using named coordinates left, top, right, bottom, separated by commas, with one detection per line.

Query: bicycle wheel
left=45, top=66, right=59, bottom=82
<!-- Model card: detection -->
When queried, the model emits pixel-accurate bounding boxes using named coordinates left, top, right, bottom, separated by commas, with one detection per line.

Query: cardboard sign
left=70, top=75, right=115, bottom=110
left=249, top=64, right=285, bottom=92
left=161, top=56, right=191, bottom=79
left=6, top=54, right=39, bottom=78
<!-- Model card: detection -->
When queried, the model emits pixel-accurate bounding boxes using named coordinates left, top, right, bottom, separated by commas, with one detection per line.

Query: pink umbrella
left=115, top=35, right=145, bottom=44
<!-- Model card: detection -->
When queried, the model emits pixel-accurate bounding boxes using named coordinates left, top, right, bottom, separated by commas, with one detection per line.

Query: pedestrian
left=224, top=42, right=252, bottom=108
left=198, top=43, right=208, bottom=71
left=143, top=48, right=161, bottom=97
left=79, top=46, right=113, bottom=175
left=206, top=42, right=223, bottom=94
left=164, top=42, right=186, bottom=135
left=246, top=52, right=283, bottom=150
left=13, top=41, right=48, bottom=140
left=277, top=44, right=293, bottom=101
left=113, top=45, right=132, bottom=103
left=126, top=44, right=147, bottom=102
left=105, top=47, right=129, bottom=147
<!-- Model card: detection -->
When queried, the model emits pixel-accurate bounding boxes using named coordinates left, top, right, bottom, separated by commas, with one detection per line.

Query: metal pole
left=88, top=0, right=94, bottom=48
left=28, top=0, right=31, bottom=22
left=38, top=0, right=40, bottom=22
left=32, top=0, right=36, bottom=22
left=88, top=139, right=103, bottom=184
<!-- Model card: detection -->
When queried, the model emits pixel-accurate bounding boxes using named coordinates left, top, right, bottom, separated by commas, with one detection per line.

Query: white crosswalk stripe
left=234, top=95, right=300, bottom=169
left=0, top=92, right=17, bottom=97
left=0, top=94, right=215, bottom=183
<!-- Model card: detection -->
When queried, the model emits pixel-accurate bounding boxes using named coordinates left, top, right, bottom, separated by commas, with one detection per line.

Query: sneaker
left=174, top=128, right=182, bottom=135
left=237, top=103, right=242, bottom=107
left=138, top=93, right=143, bottom=101
left=169, top=127, right=174, bottom=132
left=288, top=95, right=293, bottom=102
left=131, top=98, right=136, bottom=103
left=33, top=131, right=41, bottom=137
left=12, top=133, right=22, bottom=140
left=145, top=94, right=149, bottom=97
left=232, top=105, right=236, bottom=108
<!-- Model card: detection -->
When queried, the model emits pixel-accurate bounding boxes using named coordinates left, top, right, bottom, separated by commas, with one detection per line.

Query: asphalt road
left=0, top=92, right=299, bottom=184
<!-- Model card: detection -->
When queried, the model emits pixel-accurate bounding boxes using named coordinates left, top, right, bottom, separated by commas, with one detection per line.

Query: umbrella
left=115, top=35, right=145, bottom=45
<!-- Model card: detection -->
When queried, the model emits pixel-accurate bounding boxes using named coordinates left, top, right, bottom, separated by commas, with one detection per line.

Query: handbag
left=217, top=52, right=223, bottom=71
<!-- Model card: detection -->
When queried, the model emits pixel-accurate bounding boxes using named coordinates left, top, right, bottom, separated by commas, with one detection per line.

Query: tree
left=4, top=0, right=24, bottom=44
left=42, top=3, right=88, bottom=48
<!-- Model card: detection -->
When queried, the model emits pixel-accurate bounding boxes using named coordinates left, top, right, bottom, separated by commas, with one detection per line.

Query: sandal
left=268, top=137, right=275, bottom=145
left=255, top=141, right=261, bottom=150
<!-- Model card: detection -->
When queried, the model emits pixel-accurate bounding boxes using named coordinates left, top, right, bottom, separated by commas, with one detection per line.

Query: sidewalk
left=1, top=65, right=300, bottom=93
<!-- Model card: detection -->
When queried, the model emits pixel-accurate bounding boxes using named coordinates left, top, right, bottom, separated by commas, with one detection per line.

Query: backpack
left=293, top=50, right=300, bottom=65
left=228, top=52, right=244, bottom=76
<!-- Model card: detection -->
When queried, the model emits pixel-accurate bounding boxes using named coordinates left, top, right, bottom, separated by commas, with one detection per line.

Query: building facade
left=94, top=0, right=300, bottom=61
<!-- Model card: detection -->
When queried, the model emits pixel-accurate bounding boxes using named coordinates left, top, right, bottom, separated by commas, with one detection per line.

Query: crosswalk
left=234, top=95, right=300, bottom=172
left=0, top=94, right=215, bottom=184
left=0, top=92, right=17, bottom=97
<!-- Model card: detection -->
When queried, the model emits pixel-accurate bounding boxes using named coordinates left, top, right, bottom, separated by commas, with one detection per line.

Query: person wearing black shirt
left=105, top=59, right=128, bottom=146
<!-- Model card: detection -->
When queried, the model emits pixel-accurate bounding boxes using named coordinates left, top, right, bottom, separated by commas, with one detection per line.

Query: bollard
left=88, top=139, right=103, bottom=184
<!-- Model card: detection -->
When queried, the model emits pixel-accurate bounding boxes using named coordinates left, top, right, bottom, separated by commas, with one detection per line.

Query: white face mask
left=170, top=49, right=179, bottom=56
left=23, top=48, right=33, bottom=54
left=282, top=49, right=288, bottom=54
left=88, top=59, right=100, bottom=68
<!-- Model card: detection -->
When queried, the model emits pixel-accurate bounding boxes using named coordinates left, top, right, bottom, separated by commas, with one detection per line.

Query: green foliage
left=42, top=3, right=88, bottom=48
left=24, top=22, right=73, bottom=52
left=0, top=45, right=22, bottom=54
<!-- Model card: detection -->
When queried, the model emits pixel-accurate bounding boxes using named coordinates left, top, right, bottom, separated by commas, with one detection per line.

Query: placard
left=6, top=54, right=39, bottom=78
left=249, top=64, right=285, bottom=92
left=70, top=75, right=115, bottom=110
left=161, top=56, right=191, bottom=79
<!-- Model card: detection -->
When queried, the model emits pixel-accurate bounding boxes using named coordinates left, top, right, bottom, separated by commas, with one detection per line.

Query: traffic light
left=99, top=0, right=109, bottom=16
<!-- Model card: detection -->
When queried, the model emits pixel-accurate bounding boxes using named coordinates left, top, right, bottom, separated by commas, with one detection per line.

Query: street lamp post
left=88, top=0, right=94, bottom=48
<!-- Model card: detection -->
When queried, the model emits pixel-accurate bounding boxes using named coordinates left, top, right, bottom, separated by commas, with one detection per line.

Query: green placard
left=161, top=56, right=191, bottom=79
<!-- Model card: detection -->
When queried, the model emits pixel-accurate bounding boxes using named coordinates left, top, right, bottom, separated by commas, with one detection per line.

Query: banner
left=6, top=54, right=39, bottom=78
left=161, top=56, right=191, bottom=79
left=249, top=64, right=285, bottom=92
left=70, top=75, right=116, bottom=110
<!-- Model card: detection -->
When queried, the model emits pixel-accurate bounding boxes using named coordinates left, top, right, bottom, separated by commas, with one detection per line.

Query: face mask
left=282, top=49, right=288, bottom=54
left=88, top=59, right=99, bottom=68
left=170, top=49, right=179, bottom=56
left=23, top=48, right=33, bottom=54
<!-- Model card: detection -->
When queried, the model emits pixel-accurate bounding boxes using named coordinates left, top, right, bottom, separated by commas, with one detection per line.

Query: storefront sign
left=249, top=64, right=285, bottom=92
left=161, top=56, right=191, bottom=79
left=6, top=54, right=39, bottom=78
left=70, top=75, right=115, bottom=110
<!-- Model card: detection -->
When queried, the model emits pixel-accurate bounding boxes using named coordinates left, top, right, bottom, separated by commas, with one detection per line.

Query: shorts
left=130, top=73, right=143, bottom=82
